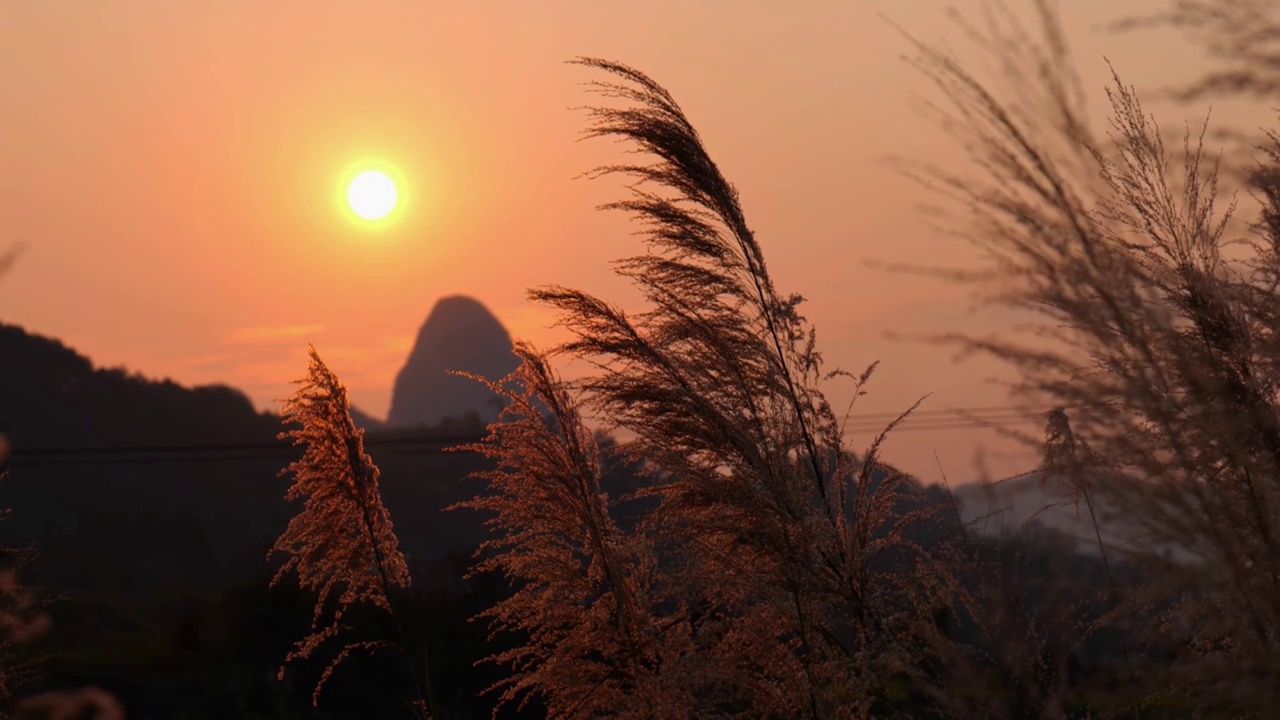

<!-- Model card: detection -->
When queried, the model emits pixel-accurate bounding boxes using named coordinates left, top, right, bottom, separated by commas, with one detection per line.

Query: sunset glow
left=7, top=1, right=1270, bottom=715
left=2, top=0, right=1173, bottom=487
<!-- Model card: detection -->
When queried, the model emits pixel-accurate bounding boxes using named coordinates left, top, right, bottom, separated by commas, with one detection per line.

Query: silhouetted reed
left=266, top=3, right=1280, bottom=717
left=447, top=57, right=972, bottom=719
left=903, top=0, right=1280, bottom=713
left=270, top=347, right=434, bottom=717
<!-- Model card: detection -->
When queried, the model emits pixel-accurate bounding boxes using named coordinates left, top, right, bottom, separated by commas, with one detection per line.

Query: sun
left=335, top=159, right=412, bottom=230
left=347, top=170, right=398, bottom=221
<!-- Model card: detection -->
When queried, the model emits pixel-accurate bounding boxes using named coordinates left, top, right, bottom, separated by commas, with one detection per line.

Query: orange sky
left=0, top=0, right=1221, bottom=482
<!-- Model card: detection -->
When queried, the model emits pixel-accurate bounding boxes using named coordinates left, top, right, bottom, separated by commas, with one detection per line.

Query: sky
left=0, top=0, right=1227, bottom=483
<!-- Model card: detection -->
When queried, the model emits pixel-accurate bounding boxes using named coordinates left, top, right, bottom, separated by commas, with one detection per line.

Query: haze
left=0, top=0, right=1202, bottom=480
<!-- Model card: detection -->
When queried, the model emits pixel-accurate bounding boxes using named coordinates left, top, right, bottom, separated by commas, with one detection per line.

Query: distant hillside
left=348, top=404, right=387, bottom=431
left=0, top=322, right=502, bottom=588
left=0, top=321, right=1142, bottom=718
left=0, top=323, right=280, bottom=449
left=950, top=470, right=1201, bottom=564
left=0, top=323, right=531, bottom=717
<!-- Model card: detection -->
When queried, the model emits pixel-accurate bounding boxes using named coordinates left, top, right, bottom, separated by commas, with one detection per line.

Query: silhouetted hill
left=0, top=322, right=523, bottom=715
left=949, top=470, right=1200, bottom=563
left=0, top=322, right=1141, bottom=718
left=386, top=296, right=520, bottom=428
left=0, top=321, right=501, bottom=582
left=0, top=323, right=280, bottom=449
left=348, top=404, right=387, bottom=431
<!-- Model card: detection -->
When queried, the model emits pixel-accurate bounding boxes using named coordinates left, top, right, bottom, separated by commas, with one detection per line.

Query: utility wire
left=2, top=403, right=1070, bottom=468
left=6, top=433, right=480, bottom=468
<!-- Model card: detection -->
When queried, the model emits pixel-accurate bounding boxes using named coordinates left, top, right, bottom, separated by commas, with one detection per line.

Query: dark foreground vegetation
left=6, top=0, right=1280, bottom=717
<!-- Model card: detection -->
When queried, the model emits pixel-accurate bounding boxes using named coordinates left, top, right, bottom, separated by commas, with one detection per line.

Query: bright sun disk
left=347, top=170, right=398, bottom=221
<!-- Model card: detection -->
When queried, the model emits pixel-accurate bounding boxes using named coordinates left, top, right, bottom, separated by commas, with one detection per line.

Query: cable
left=13, top=432, right=482, bottom=458
left=2, top=403, right=1069, bottom=468
left=6, top=433, right=483, bottom=468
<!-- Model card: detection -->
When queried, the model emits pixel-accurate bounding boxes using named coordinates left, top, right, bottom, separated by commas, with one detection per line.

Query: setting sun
left=347, top=170, right=398, bottom=221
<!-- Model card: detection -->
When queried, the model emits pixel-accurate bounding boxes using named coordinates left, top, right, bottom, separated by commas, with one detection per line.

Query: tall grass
left=270, top=347, right=434, bottom=718
left=268, top=2, right=1280, bottom=717
left=446, top=57, right=972, bottom=719
left=452, top=344, right=695, bottom=718
left=901, top=0, right=1280, bottom=713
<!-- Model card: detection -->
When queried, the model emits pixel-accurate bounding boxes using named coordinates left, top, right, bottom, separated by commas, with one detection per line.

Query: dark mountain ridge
left=0, top=319, right=501, bottom=582
left=0, top=323, right=280, bottom=450
left=0, top=319, right=1140, bottom=718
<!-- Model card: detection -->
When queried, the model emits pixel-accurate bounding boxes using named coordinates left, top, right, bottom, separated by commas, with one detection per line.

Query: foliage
left=270, top=347, right=428, bottom=715
left=455, top=57, right=966, bottom=719
left=454, top=345, right=697, bottom=718
left=903, top=0, right=1280, bottom=713
left=1111, top=0, right=1280, bottom=103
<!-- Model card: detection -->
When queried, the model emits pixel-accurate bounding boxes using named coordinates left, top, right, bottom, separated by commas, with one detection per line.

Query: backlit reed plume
left=454, top=344, right=697, bottom=718
left=270, top=347, right=428, bottom=716
left=905, top=0, right=1280, bottom=712
left=462, top=57, right=959, bottom=718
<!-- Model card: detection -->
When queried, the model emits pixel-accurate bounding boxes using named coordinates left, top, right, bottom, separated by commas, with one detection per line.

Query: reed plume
left=270, top=347, right=429, bottom=715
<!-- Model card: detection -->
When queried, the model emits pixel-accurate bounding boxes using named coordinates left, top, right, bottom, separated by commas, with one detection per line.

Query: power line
left=2, top=403, right=1067, bottom=468
left=6, top=433, right=483, bottom=468
left=14, top=432, right=482, bottom=458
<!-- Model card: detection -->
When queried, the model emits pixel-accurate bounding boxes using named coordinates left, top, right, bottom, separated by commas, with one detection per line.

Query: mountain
left=0, top=322, right=524, bottom=717
left=949, top=470, right=1201, bottom=564
left=386, top=295, right=520, bottom=428
left=0, top=320, right=500, bottom=578
left=0, top=320, right=1142, bottom=717
left=0, top=323, right=281, bottom=449
left=348, top=404, right=387, bottom=431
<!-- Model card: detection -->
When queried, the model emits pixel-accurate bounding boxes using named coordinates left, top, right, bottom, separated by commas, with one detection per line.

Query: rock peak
left=386, top=296, right=519, bottom=428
